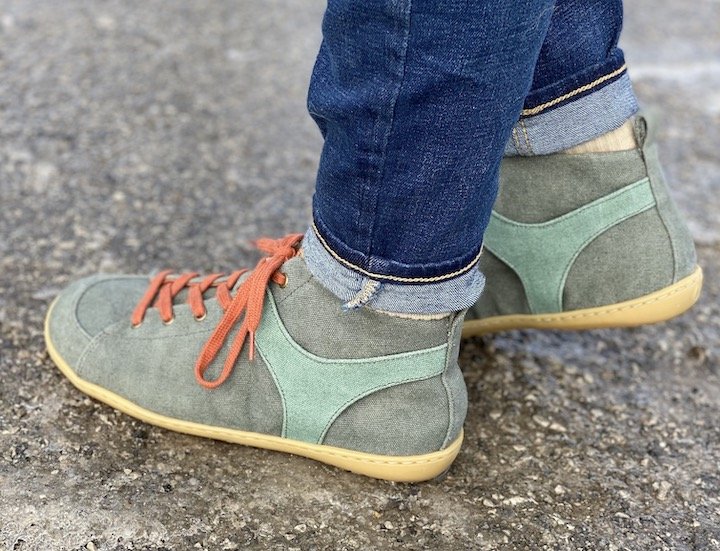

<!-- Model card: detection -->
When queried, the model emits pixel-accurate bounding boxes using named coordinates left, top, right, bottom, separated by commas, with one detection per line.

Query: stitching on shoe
left=274, top=273, right=313, bottom=305
left=490, top=177, right=652, bottom=230
left=146, top=411, right=458, bottom=465
left=73, top=276, right=144, bottom=339
left=486, top=178, right=656, bottom=313
left=553, top=204, right=655, bottom=310
left=317, top=372, right=441, bottom=445
left=475, top=274, right=699, bottom=326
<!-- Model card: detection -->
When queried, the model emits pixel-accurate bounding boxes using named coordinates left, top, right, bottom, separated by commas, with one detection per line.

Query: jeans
left=303, top=0, right=638, bottom=314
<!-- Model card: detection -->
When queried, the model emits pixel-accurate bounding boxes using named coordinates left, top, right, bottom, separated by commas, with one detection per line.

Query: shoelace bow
left=130, top=233, right=304, bottom=390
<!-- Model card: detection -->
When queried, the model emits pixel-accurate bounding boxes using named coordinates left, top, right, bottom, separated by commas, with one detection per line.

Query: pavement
left=0, top=1, right=718, bottom=549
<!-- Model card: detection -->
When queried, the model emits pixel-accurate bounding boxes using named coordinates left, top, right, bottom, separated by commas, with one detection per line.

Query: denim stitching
left=311, top=221, right=483, bottom=283
left=362, top=0, right=414, bottom=264
left=511, top=126, right=522, bottom=155
left=521, top=64, right=627, bottom=117
left=520, top=119, right=534, bottom=155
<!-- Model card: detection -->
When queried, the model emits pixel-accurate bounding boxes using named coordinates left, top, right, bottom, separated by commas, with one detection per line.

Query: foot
left=464, top=115, right=702, bottom=337
left=45, top=234, right=467, bottom=481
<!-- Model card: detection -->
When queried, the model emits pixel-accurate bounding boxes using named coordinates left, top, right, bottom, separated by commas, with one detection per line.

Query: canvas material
left=637, top=117, right=697, bottom=282
left=47, top=275, right=148, bottom=367
left=275, top=256, right=455, bottom=358
left=468, top=252, right=531, bottom=319
left=323, top=310, right=467, bottom=455
left=562, top=208, right=673, bottom=310
left=48, top=257, right=466, bottom=456
left=484, top=177, right=656, bottom=313
left=467, top=114, right=696, bottom=319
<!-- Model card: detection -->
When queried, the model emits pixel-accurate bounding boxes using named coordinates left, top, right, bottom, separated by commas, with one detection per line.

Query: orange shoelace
left=130, top=233, right=304, bottom=390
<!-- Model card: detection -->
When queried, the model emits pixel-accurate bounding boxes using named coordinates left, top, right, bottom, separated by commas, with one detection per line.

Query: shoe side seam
left=485, top=178, right=656, bottom=313
left=73, top=276, right=143, bottom=339
left=641, top=147, right=679, bottom=283
left=317, top=373, right=443, bottom=446
left=554, top=204, right=656, bottom=311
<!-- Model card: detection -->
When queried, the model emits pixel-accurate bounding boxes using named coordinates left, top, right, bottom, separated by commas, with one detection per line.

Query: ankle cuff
left=302, top=228, right=485, bottom=315
left=505, top=72, right=639, bottom=156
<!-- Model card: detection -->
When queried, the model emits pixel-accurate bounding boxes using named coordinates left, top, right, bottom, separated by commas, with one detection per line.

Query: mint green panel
left=483, top=178, right=656, bottom=314
left=254, top=293, right=448, bottom=444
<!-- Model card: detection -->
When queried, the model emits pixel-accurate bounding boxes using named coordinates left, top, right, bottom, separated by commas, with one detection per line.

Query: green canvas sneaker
left=45, top=234, right=467, bottom=482
left=464, top=115, right=703, bottom=337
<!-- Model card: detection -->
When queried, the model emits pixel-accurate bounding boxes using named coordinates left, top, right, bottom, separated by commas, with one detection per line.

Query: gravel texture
left=1, top=1, right=718, bottom=549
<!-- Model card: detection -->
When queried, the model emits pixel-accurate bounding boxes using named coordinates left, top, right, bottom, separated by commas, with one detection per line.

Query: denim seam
left=311, top=221, right=483, bottom=283
left=344, top=280, right=381, bottom=309
left=521, top=63, right=627, bottom=117
left=511, top=126, right=522, bottom=155
left=519, top=120, right=534, bottom=154
left=361, top=0, right=414, bottom=262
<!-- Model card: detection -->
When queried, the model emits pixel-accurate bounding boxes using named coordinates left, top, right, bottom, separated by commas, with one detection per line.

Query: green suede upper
left=484, top=177, right=656, bottom=313
left=468, top=115, right=697, bottom=320
left=47, top=256, right=467, bottom=456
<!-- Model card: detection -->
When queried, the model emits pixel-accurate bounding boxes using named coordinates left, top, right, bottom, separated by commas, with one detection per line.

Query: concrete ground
left=1, top=1, right=718, bottom=549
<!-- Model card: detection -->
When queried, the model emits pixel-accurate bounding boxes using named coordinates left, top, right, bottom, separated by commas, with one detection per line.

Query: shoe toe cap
left=46, top=275, right=149, bottom=367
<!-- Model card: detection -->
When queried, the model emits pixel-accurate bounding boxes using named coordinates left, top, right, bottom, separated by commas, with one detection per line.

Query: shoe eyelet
left=278, top=273, right=288, bottom=289
left=162, top=316, right=175, bottom=326
left=194, top=312, right=207, bottom=322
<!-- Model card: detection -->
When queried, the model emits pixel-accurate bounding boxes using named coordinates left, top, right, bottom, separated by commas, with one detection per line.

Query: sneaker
left=464, top=115, right=703, bottom=337
left=45, top=234, right=467, bottom=482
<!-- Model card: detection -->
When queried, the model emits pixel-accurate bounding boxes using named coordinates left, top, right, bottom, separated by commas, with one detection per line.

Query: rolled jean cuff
left=505, top=71, right=639, bottom=156
left=302, top=227, right=486, bottom=315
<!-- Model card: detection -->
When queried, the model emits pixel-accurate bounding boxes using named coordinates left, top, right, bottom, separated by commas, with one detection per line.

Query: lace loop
left=130, top=233, right=304, bottom=389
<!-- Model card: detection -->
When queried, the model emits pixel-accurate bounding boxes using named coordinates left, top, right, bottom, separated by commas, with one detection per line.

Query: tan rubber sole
left=463, top=266, right=703, bottom=338
left=44, top=300, right=462, bottom=483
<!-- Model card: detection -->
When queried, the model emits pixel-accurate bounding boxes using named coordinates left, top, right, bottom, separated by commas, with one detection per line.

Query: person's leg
left=46, top=0, right=556, bottom=480
left=506, top=0, right=637, bottom=156
left=303, top=0, right=554, bottom=315
left=464, top=0, right=702, bottom=336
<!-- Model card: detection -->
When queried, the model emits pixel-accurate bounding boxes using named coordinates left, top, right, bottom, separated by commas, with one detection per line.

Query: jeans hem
left=523, top=50, right=627, bottom=114
left=523, top=63, right=627, bottom=117
left=311, top=216, right=484, bottom=282
left=505, top=72, right=639, bottom=156
left=302, top=227, right=486, bottom=314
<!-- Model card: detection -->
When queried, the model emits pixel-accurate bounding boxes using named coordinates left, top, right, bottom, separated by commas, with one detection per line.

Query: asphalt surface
left=1, top=1, right=718, bottom=549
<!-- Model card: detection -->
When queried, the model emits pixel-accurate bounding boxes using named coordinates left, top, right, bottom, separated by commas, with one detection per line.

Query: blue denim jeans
left=304, top=0, right=638, bottom=314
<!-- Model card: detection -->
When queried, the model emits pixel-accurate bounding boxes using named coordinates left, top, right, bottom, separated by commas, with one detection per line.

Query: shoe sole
left=463, top=266, right=703, bottom=337
left=44, top=300, right=462, bottom=483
